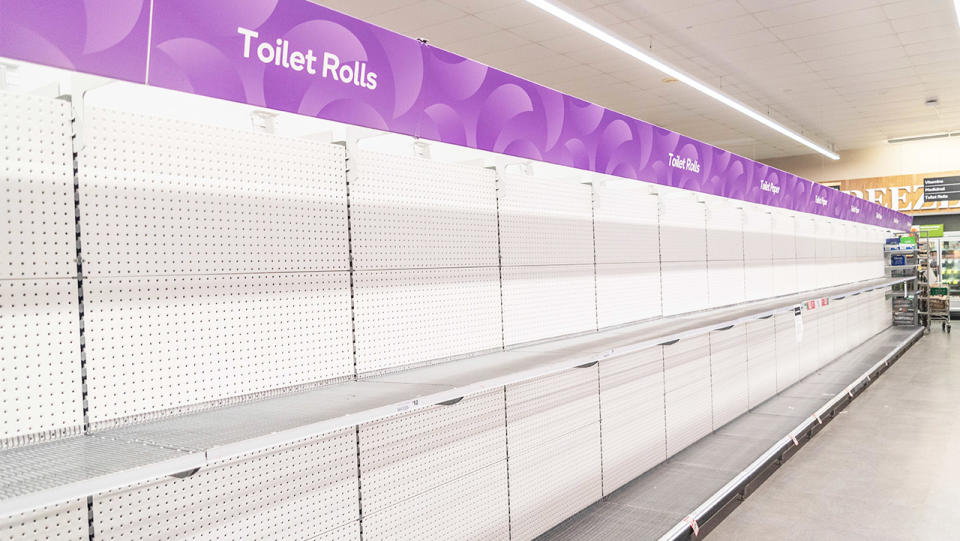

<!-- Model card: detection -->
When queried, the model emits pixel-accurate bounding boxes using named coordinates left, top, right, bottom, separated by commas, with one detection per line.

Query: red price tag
left=820, top=297, right=829, bottom=307
left=805, top=300, right=817, bottom=310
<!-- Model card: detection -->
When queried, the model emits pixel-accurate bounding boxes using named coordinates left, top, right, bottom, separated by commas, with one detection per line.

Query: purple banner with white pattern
left=0, top=0, right=910, bottom=229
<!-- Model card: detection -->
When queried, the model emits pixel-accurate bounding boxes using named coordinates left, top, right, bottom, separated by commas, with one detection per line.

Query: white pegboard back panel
left=795, top=218, right=817, bottom=259
left=1, top=279, right=83, bottom=447
left=84, top=272, right=354, bottom=428
left=0, top=92, right=77, bottom=279
left=358, top=390, right=506, bottom=514
left=796, top=258, right=818, bottom=293
left=744, top=261, right=775, bottom=301
left=79, top=107, right=350, bottom=276
left=508, top=422, right=602, bottom=541
left=593, top=180, right=659, bottom=264
left=774, top=311, right=800, bottom=391
left=709, top=327, right=749, bottom=430
left=771, top=213, right=797, bottom=260
left=349, top=151, right=499, bottom=269
left=92, top=428, right=359, bottom=541
left=659, top=195, right=707, bottom=262
left=599, top=347, right=666, bottom=494
left=499, top=174, right=594, bottom=266
left=360, top=461, right=509, bottom=541
left=506, top=367, right=600, bottom=450
left=772, top=259, right=798, bottom=297
left=353, top=268, right=502, bottom=374
left=705, top=202, right=744, bottom=261
left=501, top=264, right=597, bottom=346
left=0, top=499, right=87, bottom=541
left=661, top=260, right=709, bottom=317
left=663, top=335, right=711, bottom=457
left=745, top=318, right=777, bottom=408
left=742, top=209, right=773, bottom=261
left=595, top=262, right=661, bottom=328
left=707, top=259, right=746, bottom=308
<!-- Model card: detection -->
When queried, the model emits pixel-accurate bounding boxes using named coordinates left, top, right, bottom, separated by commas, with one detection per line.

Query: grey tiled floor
left=710, top=330, right=959, bottom=541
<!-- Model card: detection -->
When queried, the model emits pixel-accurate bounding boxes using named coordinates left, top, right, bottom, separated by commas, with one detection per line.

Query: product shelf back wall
left=0, top=82, right=905, bottom=540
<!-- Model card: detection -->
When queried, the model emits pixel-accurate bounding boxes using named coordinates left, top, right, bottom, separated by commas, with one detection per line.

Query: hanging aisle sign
left=0, top=0, right=910, bottom=231
left=923, top=176, right=960, bottom=202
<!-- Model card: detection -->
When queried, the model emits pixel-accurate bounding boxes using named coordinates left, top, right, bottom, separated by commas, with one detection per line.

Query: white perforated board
left=659, top=195, right=706, bottom=262
left=771, top=212, right=797, bottom=260
left=349, top=151, right=499, bottom=269
left=499, top=175, right=594, bottom=266
left=78, top=107, right=349, bottom=276
left=745, top=318, right=777, bottom=408
left=501, top=264, right=597, bottom=346
left=508, top=422, right=602, bottom=541
left=661, top=260, right=709, bottom=316
left=705, top=201, right=744, bottom=261
left=744, top=261, right=775, bottom=301
left=663, top=335, right=711, bottom=457
left=353, top=268, right=502, bottom=374
left=357, top=390, right=506, bottom=514
left=742, top=208, right=773, bottom=261
left=774, top=311, right=800, bottom=391
left=709, top=327, right=749, bottom=430
left=595, top=262, right=661, bottom=328
left=0, top=279, right=83, bottom=447
left=0, top=499, right=87, bottom=541
left=0, top=92, right=76, bottom=279
left=360, top=461, right=509, bottom=541
left=707, top=259, right=746, bottom=308
left=505, top=367, right=600, bottom=451
left=83, top=272, right=354, bottom=427
left=593, top=180, right=659, bottom=264
left=93, top=428, right=359, bottom=541
left=598, top=346, right=666, bottom=494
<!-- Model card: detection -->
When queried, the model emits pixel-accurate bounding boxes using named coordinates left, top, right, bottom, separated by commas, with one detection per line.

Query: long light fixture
left=955, top=0, right=960, bottom=27
left=523, top=0, right=841, bottom=160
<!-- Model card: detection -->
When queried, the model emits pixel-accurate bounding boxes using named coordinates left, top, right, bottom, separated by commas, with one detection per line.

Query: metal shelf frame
left=0, top=276, right=913, bottom=519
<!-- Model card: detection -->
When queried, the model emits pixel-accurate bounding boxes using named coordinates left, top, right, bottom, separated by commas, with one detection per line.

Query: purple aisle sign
left=0, top=0, right=910, bottom=229
left=0, top=0, right=151, bottom=83
left=147, top=0, right=426, bottom=136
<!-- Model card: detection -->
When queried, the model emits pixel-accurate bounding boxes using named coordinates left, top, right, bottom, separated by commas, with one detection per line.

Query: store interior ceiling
left=318, top=0, right=960, bottom=161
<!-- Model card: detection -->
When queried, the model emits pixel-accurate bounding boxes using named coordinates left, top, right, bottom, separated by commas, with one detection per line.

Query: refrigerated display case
left=939, top=234, right=960, bottom=314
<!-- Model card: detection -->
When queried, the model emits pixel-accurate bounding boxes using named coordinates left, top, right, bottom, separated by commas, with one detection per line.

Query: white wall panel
left=506, top=369, right=602, bottom=541
left=774, top=311, right=800, bottom=391
left=744, top=261, right=775, bottom=301
left=0, top=92, right=76, bottom=279
left=353, top=268, right=502, bottom=373
left=499, top=175, right=594, bottom=266
left=663, top=335, right=711, bottom=457
left=771, top=213, right=797, bottom=260
left=796, top=218, right=817, bottom=260
left=84, top=273, right=354, bottom=427
left=796, top=258, right=817, bottom=292
left=358, top=391, right=508, bottom=540
left=742, top=209, right=773, bottom=261
left=593, top=180, right=659, bottom=264
left=596, top=262, right=661, bottom=328
left=659, top=195, right=706, bottom=262
left=708, top=259, right=746, bottom=308
left=0, top=279, right=83, bottom=446
left=508, top=422, right=601, bottom=541
left=0, top=500, right=87, bottom=541
left=710, top=327, right=749, bottom=429
left=361, top=462, right=508, bottom=541
left=93, top=428, right=359, bottom=541
left=661, top=260, right=709, bottom=316
left=502, top=264, right=596, bottom=345
left=79, top=107, right=350, bottom=276
left=349, top=151, right=499, bottom=269
left=358, top=391, right=505, bottom=511
left=705, top=202, right=744, bottom=261
left=599, top=347, right=666, bottom=494
left=772, top=259, right=798, bottom=297
left=746, top=318, right=777, bottom=408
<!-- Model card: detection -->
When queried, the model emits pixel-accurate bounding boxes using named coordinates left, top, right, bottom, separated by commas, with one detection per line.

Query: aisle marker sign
left=923, top=176, right=960, bottom=202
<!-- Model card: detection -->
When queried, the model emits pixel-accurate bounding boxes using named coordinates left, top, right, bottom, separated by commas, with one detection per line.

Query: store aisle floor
left=710, top=330, right=959, bottom=541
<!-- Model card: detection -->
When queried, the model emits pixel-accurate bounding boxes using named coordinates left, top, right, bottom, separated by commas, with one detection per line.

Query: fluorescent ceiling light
left=523, top=0, right=841, bottom=160
left=887, top=132, right=950, bottom=144
left=955, top=0, right=960, bottom=27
